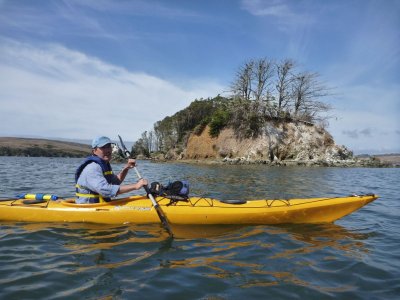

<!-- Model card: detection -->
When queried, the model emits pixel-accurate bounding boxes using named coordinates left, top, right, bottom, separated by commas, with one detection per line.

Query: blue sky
left=0, top=0, right=399, bottom=153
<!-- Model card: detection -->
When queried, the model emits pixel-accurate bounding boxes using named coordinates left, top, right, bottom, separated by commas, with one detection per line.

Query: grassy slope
left=0, top=137, right=91, bottom=157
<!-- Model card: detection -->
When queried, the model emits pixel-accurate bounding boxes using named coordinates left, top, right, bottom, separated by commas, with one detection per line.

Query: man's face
left=93, top=143, right=113, bottom=161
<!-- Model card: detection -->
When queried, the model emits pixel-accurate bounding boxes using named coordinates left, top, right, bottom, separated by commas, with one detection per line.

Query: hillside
left=0, top=137, right=91, bottom=157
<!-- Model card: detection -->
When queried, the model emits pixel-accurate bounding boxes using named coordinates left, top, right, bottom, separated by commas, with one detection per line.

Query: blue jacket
left=75, top=155, right=120, bottom=203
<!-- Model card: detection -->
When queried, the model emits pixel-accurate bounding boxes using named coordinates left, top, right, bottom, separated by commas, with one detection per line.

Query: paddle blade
left=118, top=134, right=131, bottom=157
left=117, top=147, right=126, bottom=159
left=154, top=204, right=174, bottom=237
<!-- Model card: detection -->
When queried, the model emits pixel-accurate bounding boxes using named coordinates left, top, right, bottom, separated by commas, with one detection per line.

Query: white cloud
left=69, top=0, right=200, bottom=18
left=0, top=38, right=224, bottom=141
left=241, top=0, right=293, bottom=18
left=240, top=0, right=314, bottom=30
left=240, top=0, right=316, bottom=61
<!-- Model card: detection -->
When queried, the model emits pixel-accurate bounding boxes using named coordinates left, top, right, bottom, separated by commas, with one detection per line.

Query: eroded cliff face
left=184, top=121, right=353, bottom=164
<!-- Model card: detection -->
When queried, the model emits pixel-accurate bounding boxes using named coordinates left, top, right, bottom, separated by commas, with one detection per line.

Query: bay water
left=0, top=157, right=399, bottom=299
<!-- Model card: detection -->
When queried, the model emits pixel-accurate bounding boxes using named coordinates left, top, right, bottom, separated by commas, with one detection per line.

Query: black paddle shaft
left=117, top=135, right=174, bottom=237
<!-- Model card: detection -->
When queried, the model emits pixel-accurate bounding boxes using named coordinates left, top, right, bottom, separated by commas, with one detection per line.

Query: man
left=75, top=136, right=148, bottom=204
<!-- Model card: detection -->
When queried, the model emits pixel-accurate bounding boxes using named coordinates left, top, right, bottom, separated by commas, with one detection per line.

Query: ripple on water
left=0, top=158, right=399, bottom=298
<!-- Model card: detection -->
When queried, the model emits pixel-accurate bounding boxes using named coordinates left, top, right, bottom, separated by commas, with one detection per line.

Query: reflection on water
left=133, top=222, right=373, bottom=296
left=163, top=223, right=370, bottom=267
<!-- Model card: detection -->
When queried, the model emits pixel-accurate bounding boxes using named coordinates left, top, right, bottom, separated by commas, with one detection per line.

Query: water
left=0, top=157, right=399, bottom=299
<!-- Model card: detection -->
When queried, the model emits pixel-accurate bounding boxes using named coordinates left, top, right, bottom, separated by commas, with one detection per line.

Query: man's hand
left=124, top=159, right=136, bottom=170
left=137, top=178, right=148, bottom=188
left=118, top=159, right=137, bottom=182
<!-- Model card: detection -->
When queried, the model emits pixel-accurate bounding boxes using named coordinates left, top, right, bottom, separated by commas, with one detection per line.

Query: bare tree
left=231, top=60, right=254, bottom=101
left=275, top=59, right=295, bottom=116
left=291, top=71, right=332, bottom=122
left=252, top=58, right=274, bottom=102
left=148, top=130, right=155, bottom=153
left=217, top=57, right=334, bottom=139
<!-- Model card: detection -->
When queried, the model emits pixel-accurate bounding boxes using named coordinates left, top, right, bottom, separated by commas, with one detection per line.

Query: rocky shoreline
left=221, top=156, right=394, bottom=167
left=152, top=155, right=397, bottom=168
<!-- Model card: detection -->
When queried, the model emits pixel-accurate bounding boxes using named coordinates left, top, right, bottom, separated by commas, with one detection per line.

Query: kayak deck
left=0, top=194, right=378, bottom=225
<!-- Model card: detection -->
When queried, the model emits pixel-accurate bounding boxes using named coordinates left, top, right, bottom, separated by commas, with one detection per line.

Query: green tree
left=209, top=109, right=230, bottom=137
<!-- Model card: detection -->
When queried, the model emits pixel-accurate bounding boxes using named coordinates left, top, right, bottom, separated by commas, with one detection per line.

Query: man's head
left=92, top=136, right=113, bottom=161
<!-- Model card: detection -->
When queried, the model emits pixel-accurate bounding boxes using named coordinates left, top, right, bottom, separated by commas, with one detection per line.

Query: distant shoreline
left=368, top=154, right=400, bottom=167
left=0, top=137, right=91, bottom=158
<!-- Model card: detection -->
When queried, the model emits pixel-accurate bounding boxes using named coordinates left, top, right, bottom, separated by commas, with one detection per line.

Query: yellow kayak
left=0, top=194, right=378, bottom=225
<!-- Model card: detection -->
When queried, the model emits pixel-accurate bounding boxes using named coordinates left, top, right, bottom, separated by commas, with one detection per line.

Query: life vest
left=75, top=155, right=114, bottom=203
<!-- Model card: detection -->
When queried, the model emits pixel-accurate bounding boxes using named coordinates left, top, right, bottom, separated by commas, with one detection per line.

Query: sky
left=0, top=0, right=399, bottom=154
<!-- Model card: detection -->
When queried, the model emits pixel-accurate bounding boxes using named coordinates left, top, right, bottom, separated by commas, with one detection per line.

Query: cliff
left=182, top=121, right=383, bottom=167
